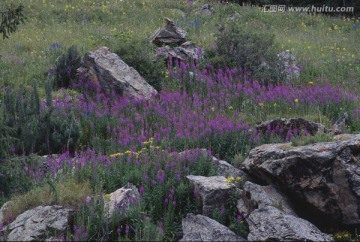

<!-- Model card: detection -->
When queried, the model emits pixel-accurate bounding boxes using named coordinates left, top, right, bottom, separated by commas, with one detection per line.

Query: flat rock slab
left=180, top=213, right=245, bottom=241
left=243, top=133, right=360, bottom=225
left=247, top=206, right=332, bottom=241
left=81, top=47, right=157, bottom=99
left=187, top=175, right=235, bottom=217
left=5, top=205, right=73, bottom=241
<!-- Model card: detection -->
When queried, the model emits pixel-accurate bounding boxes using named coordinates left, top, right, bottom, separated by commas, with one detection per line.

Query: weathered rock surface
left=187, top=175, right=235, bottom=217
left=243, top=133, right=360, bottom=225
left=333, top=112, right=349, bottom=134
left=239, top=182, right=332, bottom=241
left=212, top=157, right=246, bottom=179
left=104, top=183, right=140, bottom=219
left=239, top=181, right=295, bottom=217
left=247, top=206, right=332, bottom=241
left=80, top=47, right=157, bottom=99
left=277, top=50, right=301, bottom=82
left=150, top=18, right=187, bottom=47
left=255, top=117, right=330, bottom=139
left=5, top=205, right=73, bottom=241
left=180, top=213, right=245, bottom=241
left=155, top=41, right=203, bottom=64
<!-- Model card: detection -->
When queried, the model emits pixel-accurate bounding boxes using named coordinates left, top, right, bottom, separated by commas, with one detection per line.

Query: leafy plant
left=53, top=45, right=81, bottom=89
left=202, top=20, right=283, bottom=84
left=0, top=4, right=26, bottom=39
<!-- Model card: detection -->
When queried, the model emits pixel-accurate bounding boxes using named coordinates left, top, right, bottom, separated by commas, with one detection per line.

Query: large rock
left=104, top=183, right=140, bottom=219
left=155, top=41, right=203, bottom=65
left=277, top=50, right=301, bottom=82
left=180, top=213, right=245, bottom=241
left=187, top=175, right=236, bottom=217
left=80, top=47, right=157, bottom=99
left=238, top=182, right=331, bottom=241
left=150, top=18, right=187, bottom=47
left=5, top=205, right=73, bottom=241
left=238, top=181, right=296, bottom=217
left=243, top=133, right=360, bottom=225
left=255, top=117, right=331, bottom=139
left=247, top=206, right=332, bottom=241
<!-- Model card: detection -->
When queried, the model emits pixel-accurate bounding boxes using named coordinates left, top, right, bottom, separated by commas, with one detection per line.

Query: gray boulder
left=211, top=157, right=246, bottom=180
left=80, top=46, right=157, bottom=99
left=104, top=183, right=140, bottom=219
left=150, top=18, right=187, bottom=47
left=243, top=133, right=360, bottom=225
left=180, top=213, right=245, bottom=241
left=187, top=175, right=236, bottom=217
left=239, top=181, right=296, bottom=217
left=239, top=182, right=331, bottom=241
left=155, top=41, right=203, bottom=65
left=277, top=50, right=301, bottom=82
left=255, top=117, right=331, bottom=139
left=247, top=206, right=332, bottom=241
left=333, top=112, right=349, bottom=134
left=5, top=205, right=73, bottom=241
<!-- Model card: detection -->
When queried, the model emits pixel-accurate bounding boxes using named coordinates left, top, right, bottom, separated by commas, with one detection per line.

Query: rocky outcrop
left=255, top=117, right=331, bottom=139
left=238, top=182, right=331, bottom=241
left=80, top=47, right=157, bottom=99
left=4, top=205, right=73, bottom=241
left=104, top=183, right=140, bottom=219
left=277, top=50, right=301, bottom=82
left=238, top=181, right=296, bottom=217
left=243, top=133, right=360, bottom=225
left=149, top=18, right=187, bottom=47
left=155, top=41, right=203, bottom=65
left=180, top=213, right=245, bottom=241
left=247, top=206, right=332, bottom=241
left=212, top=157, right=246, bottom=180
left=187, top=175, right=236, bottom=217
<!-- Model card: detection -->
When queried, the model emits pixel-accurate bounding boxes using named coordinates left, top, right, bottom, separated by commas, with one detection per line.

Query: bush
left=114, top=39, right=164, bottom=92
left=202, top=21, right=283, bottom=84
left=53, top=45, right=81, bottom=89
left=2, top=81, right=80, bottom=155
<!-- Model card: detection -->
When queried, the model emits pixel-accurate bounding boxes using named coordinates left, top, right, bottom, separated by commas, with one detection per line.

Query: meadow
left=0, top=0, right=360, bottom=241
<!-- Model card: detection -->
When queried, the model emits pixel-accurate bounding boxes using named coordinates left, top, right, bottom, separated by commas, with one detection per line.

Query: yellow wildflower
left=294, top=99, right=299, bottom=103
left=259, top=102, right=264, bottom=107
left=228, top=106, right=234, bottom=110
left=104, top=194, right=111, bottom=199
left=308, top=81, right=314, bottom=85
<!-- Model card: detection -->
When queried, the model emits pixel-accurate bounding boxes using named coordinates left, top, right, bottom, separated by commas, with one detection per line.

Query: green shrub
left=202, top=21, right=283, bottom=84
left=114, top=39, right=164, bottom=92
left=53, top=45, right=81, bottom=89
left=2, top=81, right=80, bottom=155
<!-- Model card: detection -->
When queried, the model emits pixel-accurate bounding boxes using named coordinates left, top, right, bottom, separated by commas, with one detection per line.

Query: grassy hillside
left=0, top=0, right=360, bottom=241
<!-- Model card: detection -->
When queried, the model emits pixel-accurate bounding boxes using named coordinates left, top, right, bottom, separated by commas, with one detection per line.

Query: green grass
left=1, top=0, right=360, bottom=240
left=0, top=0, right=359, bottom=89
